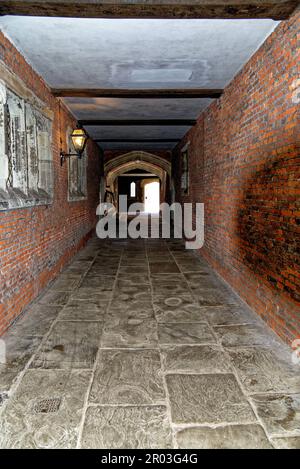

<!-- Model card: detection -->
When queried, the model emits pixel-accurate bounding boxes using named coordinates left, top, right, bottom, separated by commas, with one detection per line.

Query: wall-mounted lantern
left=60, top=126, right=89, bottom=166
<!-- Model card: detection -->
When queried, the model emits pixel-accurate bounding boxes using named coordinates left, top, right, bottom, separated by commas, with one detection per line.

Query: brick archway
left=104, top=151, right=171, bottom=176
left=105, top=151, right=171, bottom=207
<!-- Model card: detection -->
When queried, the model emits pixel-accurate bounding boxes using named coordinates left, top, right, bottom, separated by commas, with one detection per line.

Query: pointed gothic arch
left=104, top=151, right=171, bottom=208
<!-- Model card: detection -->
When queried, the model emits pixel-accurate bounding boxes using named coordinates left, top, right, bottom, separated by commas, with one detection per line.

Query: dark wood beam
left=0, top=1, right=297, bottom=20
left=80, top=119, right=196, bottom=126
left=93, top=138, right=181, bottom=143
left=52, top=88, right=223, bottom=99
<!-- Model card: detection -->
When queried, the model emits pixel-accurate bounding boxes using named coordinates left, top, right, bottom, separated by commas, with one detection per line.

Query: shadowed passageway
left=0, top=234, right=299, bottom=449
left=0, top=1, right=299, bottom=452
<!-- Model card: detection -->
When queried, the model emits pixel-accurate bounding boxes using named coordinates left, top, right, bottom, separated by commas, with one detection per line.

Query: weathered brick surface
left=0, top=32, right=101, bottom=335
left=173, top=11, right=300, bottom=345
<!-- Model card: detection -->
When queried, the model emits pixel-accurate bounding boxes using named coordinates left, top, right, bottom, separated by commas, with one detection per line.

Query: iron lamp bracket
left=60, top=151, right=82, bottom=166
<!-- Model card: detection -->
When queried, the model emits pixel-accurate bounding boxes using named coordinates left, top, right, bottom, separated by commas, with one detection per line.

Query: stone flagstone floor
left=0, top=236, right=299, bottom=449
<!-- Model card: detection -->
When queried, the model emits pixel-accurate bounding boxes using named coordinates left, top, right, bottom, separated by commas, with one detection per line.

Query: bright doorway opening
left=144, top=181, right=160, bottom=213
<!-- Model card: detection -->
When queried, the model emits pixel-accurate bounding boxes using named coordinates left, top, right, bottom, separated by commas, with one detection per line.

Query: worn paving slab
left=184, top=272, right=219, bottom=289
left=200, top=305, right=258, bottom=326
left=101, top=316, right=158, bottom=348
left=214, top=324, right=277, bottom=347
left=152, top=283, right=190, bottom=296
left=93, top=257, right=120, bottom=265
left=70, top=288, right=112, bottom=302
left=31, top=321, right=102, bottom=369
left=49, top=274, right=82, bottom=292
left=172, top=251, right=200, bottom=259
left=109, top=302, right=154, bottom=321
left=149, top=262, right=180, bottom=274
left=65, top=261, right=93, bottom=273
left=38, top=290, right=71, bottom=306
left=122, top=252, right=146, bottom=259
left=150, top=273, right=186, bottom=283
left=194, top=288, right=240, bottom=306
left=57, top=303, right=107, bottom=322
left=271, top=436, right=300, bottom=449
left=166, top=373, right=256, bottom=424
left=80, top=275, right=115, bottom=290
left=161, top=345, right=231, bottom=374
left=227, top=346, right=300, bottom=394
left=175, top=424, right=272, bottom=449
left=116, top=274, right=150, bottom=285
left=148, top=255, right=174, bottom=262
left=0, top=236, right=298, bottom=449
left=91, top=266, right=119, bottom=276
left=120, top=258, right=148, bottom=266
left=0, top=369, right=91, bottom=449
left=81, top=406, right=172, bottom=449
left=251, top=393, right=300, bottom=436
left=8, top=305, right=62, bottom=339
left=119, top=265, right=149, bottom=275
left=113, top=284, right=152, bottom=302
left=0, top=306, right=64, bottom=392
left=67, top=297, right=110, bottom=310
left=89, top=349, right=165, bottom=405
left=0, top=334, right=42, bottom=393
left=177, top=261, right=211, bottom=273
left=153, top=295, right=204, bottom=323
left=158, top=322, right=216, bottom=345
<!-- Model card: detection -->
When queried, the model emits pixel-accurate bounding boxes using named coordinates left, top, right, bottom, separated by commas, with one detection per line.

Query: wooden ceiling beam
left=93, top=138, right=181, bottom=143
left=52, top=88, right=223, bottom=99
left=79, top=119, right=196, bottom=126
left=0, top=1, right=297, bottom=20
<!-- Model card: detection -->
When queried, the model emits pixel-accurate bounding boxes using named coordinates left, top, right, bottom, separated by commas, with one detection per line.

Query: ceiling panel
left=0, top=16, right=278, bottom=148
left=0, top=17, right=278, bottom=88
left=63, top=97, right=212, bottom=120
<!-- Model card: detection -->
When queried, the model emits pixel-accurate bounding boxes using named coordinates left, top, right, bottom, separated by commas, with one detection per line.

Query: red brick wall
left=173, top=10, right=300, bottom=345
left=0, top=33, right=101, bottom=335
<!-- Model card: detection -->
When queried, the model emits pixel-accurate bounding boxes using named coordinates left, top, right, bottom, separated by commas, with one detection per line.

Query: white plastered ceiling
left=0, top=16, right=278, bottom=149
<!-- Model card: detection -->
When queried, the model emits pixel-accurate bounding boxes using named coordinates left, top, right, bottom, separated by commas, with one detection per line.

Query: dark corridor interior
left=0, top=2, right=299, bottom=450
left=118, top=169, right=160, bottom=212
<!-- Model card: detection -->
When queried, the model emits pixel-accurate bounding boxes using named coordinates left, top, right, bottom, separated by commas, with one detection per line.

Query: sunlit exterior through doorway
left=144, top=181, right=160, bottom=213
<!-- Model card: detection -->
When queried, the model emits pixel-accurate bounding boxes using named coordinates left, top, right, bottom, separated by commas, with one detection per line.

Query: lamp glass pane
left=71, top=128, right=88, bottom=154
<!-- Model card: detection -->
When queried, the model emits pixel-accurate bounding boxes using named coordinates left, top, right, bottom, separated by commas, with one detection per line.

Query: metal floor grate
left=33, top=397, right=62, bottom=414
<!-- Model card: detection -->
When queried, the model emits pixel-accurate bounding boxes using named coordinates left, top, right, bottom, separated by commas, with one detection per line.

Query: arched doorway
left=104, top=151, right=171, bottom=213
